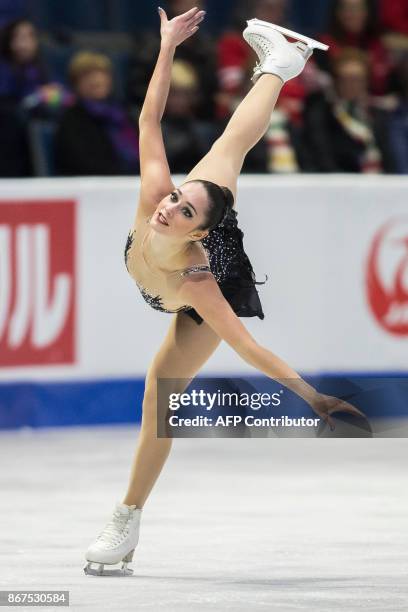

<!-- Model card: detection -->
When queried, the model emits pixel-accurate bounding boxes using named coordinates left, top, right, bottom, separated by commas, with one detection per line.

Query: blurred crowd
left=1, top=0, right=408, bottom=177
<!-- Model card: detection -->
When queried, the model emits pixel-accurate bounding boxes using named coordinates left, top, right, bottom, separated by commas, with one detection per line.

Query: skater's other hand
left=311, top=393, right=366, bottom=431
left=159, top=6, right=205, bottom=48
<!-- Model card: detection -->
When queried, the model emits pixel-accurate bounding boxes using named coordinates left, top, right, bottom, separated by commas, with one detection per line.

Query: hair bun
left=218, top=186, right=234, bottom=227
left=221, top=186, right=234, bottom=210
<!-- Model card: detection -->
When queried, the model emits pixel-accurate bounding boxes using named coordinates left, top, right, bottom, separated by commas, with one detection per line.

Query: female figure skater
left=84, top=8, right=362, bottom=576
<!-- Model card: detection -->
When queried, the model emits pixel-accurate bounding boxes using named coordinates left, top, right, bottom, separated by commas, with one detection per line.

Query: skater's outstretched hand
left=158, top=6, right=205, bottom=48
left=310, top=393, right=366, bottom=431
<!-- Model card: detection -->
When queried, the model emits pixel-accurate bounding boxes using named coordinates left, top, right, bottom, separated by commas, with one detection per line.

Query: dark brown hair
left=0, top=19, right=39, bottom=64
left=186, top=180, right=234, bottom=232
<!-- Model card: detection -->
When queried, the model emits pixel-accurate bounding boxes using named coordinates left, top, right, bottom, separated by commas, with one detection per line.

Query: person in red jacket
left=318, top=0, right=391, bottom=95
left=380, top=0, right=408, bottom=36
left=216, top=0, right=309, bottom=123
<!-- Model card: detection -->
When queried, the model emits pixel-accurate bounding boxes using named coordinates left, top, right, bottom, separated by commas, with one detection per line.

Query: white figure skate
left=243, top=18, right=329, bottom=83
left=83, top=502, right=142, bottom=576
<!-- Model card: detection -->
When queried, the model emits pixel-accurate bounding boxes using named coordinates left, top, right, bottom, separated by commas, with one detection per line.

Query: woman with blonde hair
left=55, top=51, right=139, bottom=176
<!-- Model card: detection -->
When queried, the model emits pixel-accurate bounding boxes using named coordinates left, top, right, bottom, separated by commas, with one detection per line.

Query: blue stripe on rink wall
left=0, top=374, right=407, bottom=430
left=0, top=379, right=145, bottom=430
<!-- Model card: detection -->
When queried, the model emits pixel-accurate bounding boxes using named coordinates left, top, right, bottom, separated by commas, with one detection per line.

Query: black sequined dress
left=124, top=208, right=266, bottom=325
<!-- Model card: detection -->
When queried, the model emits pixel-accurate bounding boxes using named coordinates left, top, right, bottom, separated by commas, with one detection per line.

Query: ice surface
left=0, top=425, right=407, bottom=611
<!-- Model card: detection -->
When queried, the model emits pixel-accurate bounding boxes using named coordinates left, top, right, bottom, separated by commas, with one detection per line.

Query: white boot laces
left=248, top=34, right=279, bottom=77
left=96, top=509, right=133, bottom=547
left=248, top=33, right=277, bottom=62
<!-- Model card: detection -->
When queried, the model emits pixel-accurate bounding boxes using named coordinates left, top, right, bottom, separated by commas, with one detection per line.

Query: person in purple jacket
left=0, top=18, right=49, bottom=101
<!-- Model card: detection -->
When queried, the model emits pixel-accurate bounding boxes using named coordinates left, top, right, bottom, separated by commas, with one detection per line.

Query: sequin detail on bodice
left=124, top=229, right=211, bottom=313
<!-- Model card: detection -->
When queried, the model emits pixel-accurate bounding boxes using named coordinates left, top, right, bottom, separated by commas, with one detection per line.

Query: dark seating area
left=0, top=0, right=407, bottom=177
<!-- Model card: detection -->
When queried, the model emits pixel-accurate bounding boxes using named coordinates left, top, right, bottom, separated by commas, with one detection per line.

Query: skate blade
left=83, top=562, right=133, bottom=577
left=246, top=19, right=329, bottom=51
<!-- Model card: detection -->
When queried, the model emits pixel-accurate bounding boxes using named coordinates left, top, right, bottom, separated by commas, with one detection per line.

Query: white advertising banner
left=0, top=175, right=407, bottom=381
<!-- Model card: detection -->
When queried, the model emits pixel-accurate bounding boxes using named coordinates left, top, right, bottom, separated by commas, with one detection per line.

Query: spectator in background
left=0, top=19, right=48, bottom=101
left=304, top=49, right=395, bottom=173
left=380, top=0, right=408, bottom=36
left=0, top=18, right=46, bottom=176
left=166, top=0, right=218, bottom=120
left=55, top=52, right=139, bottom=176
left=318, top=0, right=391, bottom=96
left=162, top=59, right=216, bottom=173
left=388, top=55, right=408, bottom=173
left=0, top=18, right=73, bottom=118
left=127, top=0, right=218, bottom=121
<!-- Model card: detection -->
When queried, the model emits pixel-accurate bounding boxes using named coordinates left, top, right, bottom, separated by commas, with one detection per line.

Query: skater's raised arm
left=136, top=7, right=206, bottom=221
left=179, top=275, right=364, bottom=427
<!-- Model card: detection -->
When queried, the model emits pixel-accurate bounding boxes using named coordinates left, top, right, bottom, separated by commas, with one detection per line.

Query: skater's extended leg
left=184, top=75, right=283, bottom=200
left=122, top=312, right=221, bottom=508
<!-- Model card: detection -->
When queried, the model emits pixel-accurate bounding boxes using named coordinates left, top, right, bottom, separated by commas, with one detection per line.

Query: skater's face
left=151, top=181, right=210, bottom=241
left=336, top=0, right=368, bottom=35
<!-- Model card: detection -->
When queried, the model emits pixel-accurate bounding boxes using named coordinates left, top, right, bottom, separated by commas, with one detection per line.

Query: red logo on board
left=366, top=218, right=408, bottom=336
left=0, top=200, right=76, bottom=366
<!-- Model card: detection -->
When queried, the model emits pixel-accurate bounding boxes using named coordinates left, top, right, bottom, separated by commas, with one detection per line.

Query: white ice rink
left=1, top=425, right=407, bottom=612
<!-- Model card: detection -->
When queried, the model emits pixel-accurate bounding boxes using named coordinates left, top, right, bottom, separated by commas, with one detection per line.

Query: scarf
left=332, top=100, right=383, bottom=173
left=265, top=108, right=299, bottom=173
